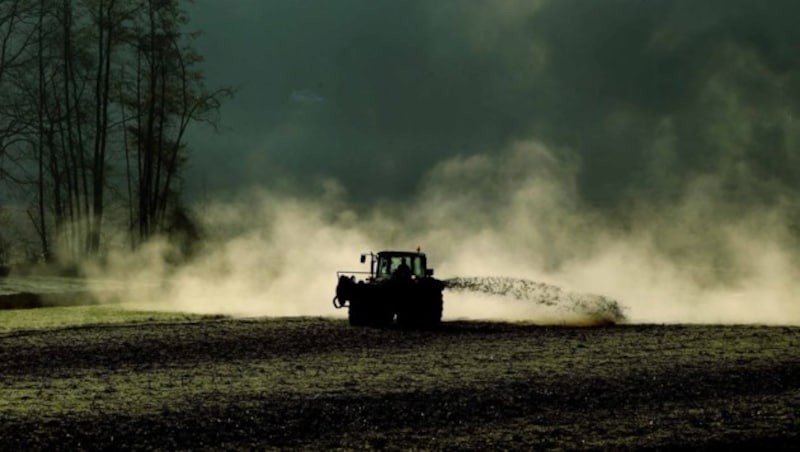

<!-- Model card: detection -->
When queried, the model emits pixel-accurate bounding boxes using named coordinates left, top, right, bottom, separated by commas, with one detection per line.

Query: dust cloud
left=84, top=140, right=800, bottom=326
left=85, top=193, right=371, bottom=317
left=87, top=0, right=800, bottom=325
left=413, top=141, right=800, bottom=325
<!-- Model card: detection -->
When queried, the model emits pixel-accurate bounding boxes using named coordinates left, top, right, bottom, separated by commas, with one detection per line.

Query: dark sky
left=184, top=0, right=800, bottom=210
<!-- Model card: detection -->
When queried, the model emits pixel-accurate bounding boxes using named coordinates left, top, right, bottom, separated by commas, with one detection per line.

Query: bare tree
left=1, top=0, right=228, bottom=263
left=0, top=0, right=38, bottom=167
left=125, top=0, right=229, bottom=245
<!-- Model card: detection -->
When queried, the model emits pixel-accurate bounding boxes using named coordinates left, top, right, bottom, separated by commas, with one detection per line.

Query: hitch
left=332, top=295, right=347, bottom=309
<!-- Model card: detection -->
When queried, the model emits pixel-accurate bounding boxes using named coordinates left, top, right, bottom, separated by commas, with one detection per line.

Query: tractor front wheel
left=348, top=300, right=370, bottom=327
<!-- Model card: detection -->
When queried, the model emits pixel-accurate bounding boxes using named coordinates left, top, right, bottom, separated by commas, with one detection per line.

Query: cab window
left=377, top=255, right=424, bottom=278
left=411, top=257, right=424, bottom=277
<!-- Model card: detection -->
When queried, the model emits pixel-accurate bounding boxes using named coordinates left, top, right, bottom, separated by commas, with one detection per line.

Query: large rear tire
left=422, top=294, right=443, bottom=329
left=370, top=304, right=394, bottom=328
left=395, top=304, right=418, bottom=329
left=397, top=293, right=442, bottom=329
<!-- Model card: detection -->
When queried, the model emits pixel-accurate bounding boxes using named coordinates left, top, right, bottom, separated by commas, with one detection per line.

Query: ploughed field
left=1, top=316, right=798, bottom=450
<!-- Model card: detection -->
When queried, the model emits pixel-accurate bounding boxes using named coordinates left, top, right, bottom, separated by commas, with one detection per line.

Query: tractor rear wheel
left=395, top=306, right=416, bottom=329
left=397, top=294, right=442, bottom=329
left=370, top=304, right=394, bottom=327
left=422, top=294, right=443, bottom=328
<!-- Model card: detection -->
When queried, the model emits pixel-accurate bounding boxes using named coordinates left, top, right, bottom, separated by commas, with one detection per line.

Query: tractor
left=333, top=250, right=444, bottom=328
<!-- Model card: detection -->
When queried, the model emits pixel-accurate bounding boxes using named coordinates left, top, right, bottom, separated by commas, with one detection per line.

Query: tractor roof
left=377, top=250, right=426, bottom=258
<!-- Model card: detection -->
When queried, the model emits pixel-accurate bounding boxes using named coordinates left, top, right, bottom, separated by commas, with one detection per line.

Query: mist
left=84, top=138, right=799, bottom=325
left=78, top=1, right=800, bottom=325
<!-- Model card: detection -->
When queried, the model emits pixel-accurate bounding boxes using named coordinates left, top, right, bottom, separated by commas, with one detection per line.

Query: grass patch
left=0, top=305, right=223, bottom=333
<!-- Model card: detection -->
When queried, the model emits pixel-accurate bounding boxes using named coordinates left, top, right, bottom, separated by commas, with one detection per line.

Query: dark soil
left=0, top=317, right=798, bottom=450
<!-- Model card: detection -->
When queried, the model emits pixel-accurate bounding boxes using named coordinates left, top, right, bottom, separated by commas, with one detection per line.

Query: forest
left=0, top=0, right=228, bottom=267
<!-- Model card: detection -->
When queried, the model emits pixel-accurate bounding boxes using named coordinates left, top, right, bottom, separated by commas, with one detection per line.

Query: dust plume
left=106, top=0, right=800, bottom=325
left=83, top=138, right=800, bottom=326
left=411, top=141, right=800, bottom=325
left=85, top=191, right=372, bottom=317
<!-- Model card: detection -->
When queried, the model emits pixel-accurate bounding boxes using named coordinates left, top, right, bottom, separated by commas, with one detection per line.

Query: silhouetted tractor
left=333, top=250, right=444, bottom=328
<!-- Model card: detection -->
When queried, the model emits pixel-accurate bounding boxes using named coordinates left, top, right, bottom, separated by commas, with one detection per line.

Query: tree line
left=0, top=0, right=229, bottom=265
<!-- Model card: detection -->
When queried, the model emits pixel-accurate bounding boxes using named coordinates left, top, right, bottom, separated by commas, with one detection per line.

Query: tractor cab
left=360, top=250, right=434, bottom=280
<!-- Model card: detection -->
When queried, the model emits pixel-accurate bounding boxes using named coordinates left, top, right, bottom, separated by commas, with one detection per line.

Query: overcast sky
left=183, top=0, right=800, bottom=210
